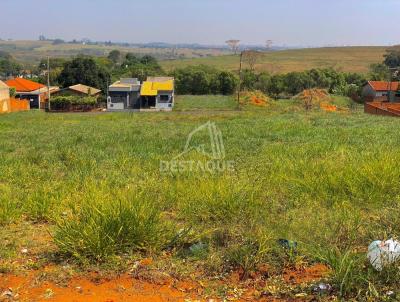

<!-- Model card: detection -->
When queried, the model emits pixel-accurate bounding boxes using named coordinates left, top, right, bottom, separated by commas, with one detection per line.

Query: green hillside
left=161, top=46, right=388, bottom=74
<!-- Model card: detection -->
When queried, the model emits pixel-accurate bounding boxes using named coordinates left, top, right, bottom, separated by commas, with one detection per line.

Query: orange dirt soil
left=240, top=91, right=270, bottom=107
left=283, top=264, right=330, bottom=285
left=0, top=272, right=197, bottom=302
left=0, top=264, right=330, bottom=302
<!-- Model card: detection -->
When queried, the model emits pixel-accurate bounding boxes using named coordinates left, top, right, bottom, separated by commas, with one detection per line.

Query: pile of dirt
left=240, top=91, right=270, bottom=107
left=294, top=89, right=340, bottom=112
left=320, top=102, right=337, bottom=112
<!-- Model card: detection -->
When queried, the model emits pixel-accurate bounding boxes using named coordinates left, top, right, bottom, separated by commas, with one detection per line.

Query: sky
left=0, top=0, right=399, bottom=46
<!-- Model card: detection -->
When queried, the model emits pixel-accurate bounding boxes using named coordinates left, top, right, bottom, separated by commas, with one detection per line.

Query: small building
left=140, top=77, right=174, bottom=110
left=5, top=78, right=59, bottom=109
left=53, top=84, right=101, bottom=98
left=107, top=77, right=175, bottom=111
left=362, top=81, right=400, bottom=103
left=107, top=78, right=141, bottom=110
left=0, top=80, right=10, bottom=113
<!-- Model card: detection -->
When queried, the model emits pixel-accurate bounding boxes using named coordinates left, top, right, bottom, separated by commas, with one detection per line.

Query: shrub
left=0, top=186, right=20, bottom=226
left=51, top=96, right=97, bottom=108
left=54, top=188, right=168, bottom=262
left=9, top=87, right=16, bottom=98
left=173, top=65, right=237, bottom=95
left=238, top=68, right=366, bottom=99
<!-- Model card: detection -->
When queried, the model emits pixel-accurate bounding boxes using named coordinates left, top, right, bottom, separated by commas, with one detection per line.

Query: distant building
left=362, top=81, right=400, bottom=103
left=140, top=77, right=174, bottom=110
left=5, top=78, right=59, bottom=109
left=107, top=77, right=175, bottom=111
left=53, top=84, right=101, bottom=98
left=107, top=78, right=141, bottom=110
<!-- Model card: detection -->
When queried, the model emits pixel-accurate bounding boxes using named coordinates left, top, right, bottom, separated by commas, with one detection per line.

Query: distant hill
left=0, top=40, right=230, bottom=66
left=161, top=46, right=388, bottom=74
left=0, top=41, right=389, bottom=74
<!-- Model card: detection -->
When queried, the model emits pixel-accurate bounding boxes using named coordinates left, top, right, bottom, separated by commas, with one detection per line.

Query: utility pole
left=387, top=67, right=399, bottom=103
left=47, top=56, right=51, bottom=111
left=237, top=51, right=243, bottom=110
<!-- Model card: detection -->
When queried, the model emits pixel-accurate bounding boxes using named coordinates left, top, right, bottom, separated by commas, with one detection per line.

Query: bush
left=173, top=65, right=237, bottom=95
left=54, top=189, right=168, bottom=262
left=51, top=96, right=97, bottom=109
left=240, top=68, right=366, bottom=99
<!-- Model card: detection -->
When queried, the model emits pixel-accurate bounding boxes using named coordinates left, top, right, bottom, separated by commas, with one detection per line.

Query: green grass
left=174, top=95, right=237, bottom=111
left=1, top=96, right=400, bottom=299
left=162, top=46, right=387, bottom=74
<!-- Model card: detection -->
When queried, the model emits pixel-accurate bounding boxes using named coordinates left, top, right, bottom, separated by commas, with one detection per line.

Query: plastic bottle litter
left=312, top=283, right=332, bottom=295
left=367, top=239, right=400, bottom=271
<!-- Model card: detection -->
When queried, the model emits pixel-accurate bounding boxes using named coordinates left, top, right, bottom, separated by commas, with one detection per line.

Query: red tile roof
left=368, top=81, right=400, bottom=92
left=6, top=78, right=45, bottom=92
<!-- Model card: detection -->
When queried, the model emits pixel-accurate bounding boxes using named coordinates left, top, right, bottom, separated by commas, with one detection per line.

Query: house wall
left=0, top=86, right=10, bottom=113
left=155, top=91, right=174, bottom=110
left=10, top=98, right=30, bottom=112
left=362, top=84, right=400, bottom=102
left=108, top=91, right=140, bottom=110
left=361, top=85, right=377, bottom=102
left=0, top=87, right=9, bottom=102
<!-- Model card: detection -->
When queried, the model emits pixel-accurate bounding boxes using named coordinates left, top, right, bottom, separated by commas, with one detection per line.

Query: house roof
left=69, top=84, right=101, bottom=96
left=146, top=77, right=174, bottom=83
left=0, top=80, right=8, bottom=90
left=6, top=78, right=45, bottom=92
left=367, top=81, right=400, bottom=92
left=109, top=78, right=141, bottom=92
left=141, top=82, right=158, bottom=96
left=141, top=79, right=174, bottom=96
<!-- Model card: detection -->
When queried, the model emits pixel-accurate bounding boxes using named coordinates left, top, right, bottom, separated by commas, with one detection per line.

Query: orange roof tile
left=5, top=78, right=45, bottom=92
left=368, top=81, right=400, bottom=92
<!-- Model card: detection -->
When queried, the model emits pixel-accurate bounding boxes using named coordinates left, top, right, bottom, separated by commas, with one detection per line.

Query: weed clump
left=54, top=187, right=169, bottom=262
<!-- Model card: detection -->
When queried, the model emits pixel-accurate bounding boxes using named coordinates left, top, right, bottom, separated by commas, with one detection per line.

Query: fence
left=10, top=98, right=30, bottom=112
left=0, top=98, right=30, bottom=114
left=365, top=102, right=400, bottom=117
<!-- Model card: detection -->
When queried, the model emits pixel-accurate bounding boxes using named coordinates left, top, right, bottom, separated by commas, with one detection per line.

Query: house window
left=109, top=91, right=126, bottom=103
left=159, top=95, right=170, bottom=103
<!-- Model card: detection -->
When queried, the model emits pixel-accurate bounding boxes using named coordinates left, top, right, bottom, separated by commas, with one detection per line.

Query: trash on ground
left=312, top=283, right=333, bottom=295
left=368, top=239, right=400, bottom=271
left=189, top=242, right=208, bottom=255
left=278, top=239, right=298, bottom=251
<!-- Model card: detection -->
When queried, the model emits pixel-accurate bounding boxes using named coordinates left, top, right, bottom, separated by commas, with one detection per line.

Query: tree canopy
left=57, top=57, right=110, bottom=90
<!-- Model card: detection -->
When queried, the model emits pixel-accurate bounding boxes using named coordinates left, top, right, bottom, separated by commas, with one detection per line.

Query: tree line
left=2, top=48, right=400, bottom=101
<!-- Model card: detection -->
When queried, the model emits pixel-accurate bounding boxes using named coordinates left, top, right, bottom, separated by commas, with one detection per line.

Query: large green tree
left=0, top=51, right=22, bottom=77
left=117, top=54, right=164, bottom=82
left=107, top=50, right=122, bottom=65
left=384, top=50, right=400, bottom=68
left=58, top=57, right=111, bottom=90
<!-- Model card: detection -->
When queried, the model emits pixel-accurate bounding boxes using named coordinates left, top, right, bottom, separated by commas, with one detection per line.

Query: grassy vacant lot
left=162, top=46, right=387, bottom=74
left=1, top=96, right=400, bottom=300
left=174, top=95, right=238, bottom=111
